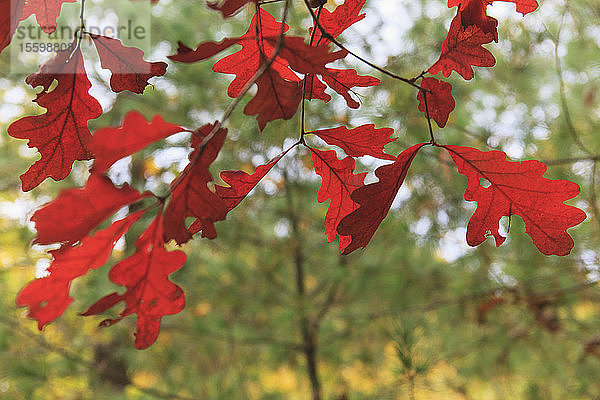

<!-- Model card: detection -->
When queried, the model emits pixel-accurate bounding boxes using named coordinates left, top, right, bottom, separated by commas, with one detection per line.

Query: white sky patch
left=86, top=59, right=117, bottom=111
left=489, top=261, right=518, bottom=286
left=0, top=195, right=51, bottom=226
left=580, top=249, right=600, bottom=282
left=390, top=185, right=411, bottom=209
left=410, top=216, right=432, bottom=237
left=152, top=146, right=191, bottom=169
left=346, top=0, right=417, bottom=65
left=274, top=219, right=290, bottom=238
left=107, top=155, right=132, bottom=186
left=114, top=236, right=127, bottom=252
left=436, top=209, right=449, bottom=226
left=437, top=227, right=471, bottom=262
left=0, top=103, right=24, bottom=124
left=35, top=258, right=51, bottom=278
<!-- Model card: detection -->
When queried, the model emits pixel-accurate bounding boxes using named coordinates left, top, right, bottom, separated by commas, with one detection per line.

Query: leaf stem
left=421, top=90, right=436, bottom=144
left=300, top=5, right=324, bottom=139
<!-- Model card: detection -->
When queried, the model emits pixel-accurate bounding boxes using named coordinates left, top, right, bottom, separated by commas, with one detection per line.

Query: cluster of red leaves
left=6, top=29, right=166, bottom=190
left=3, top=0, right=587, bottom=349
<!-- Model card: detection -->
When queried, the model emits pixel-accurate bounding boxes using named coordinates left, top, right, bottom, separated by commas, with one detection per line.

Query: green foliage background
left=0, top=0, right=599, bottom=399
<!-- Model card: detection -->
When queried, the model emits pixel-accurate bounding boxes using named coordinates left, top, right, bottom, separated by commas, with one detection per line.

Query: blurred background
left=1, top=0, right=600, bottom=398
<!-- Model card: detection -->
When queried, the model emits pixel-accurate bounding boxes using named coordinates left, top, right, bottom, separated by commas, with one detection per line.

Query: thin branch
left=284, top=169, right=322, bottom=400
left=546, top=19, right=593, bottom=156
left=300, top=4, right=324, bottom=137
left=422, top=90, right=436, bottom=144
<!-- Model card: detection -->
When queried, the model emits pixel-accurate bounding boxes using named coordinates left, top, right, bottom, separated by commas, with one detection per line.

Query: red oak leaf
left=428, top=11, right=496, bottom=80
left=209, top=9, right=346, bottom=128
left=441, top=145, right=586, bottom=256
left=337, top=143, right=426, bottom=254
left=32, top=174, right=144, bottom=245
left=319, top=68, right=380, bottom=109
left=310, top=124, right=396, bottom=160
left=417, top=77, right=456, bottom=128
left=82, top=212, right=187, bottom=349
left=8, top=46, right=103, bottom=191
left=244, top=71, right=303, bottom=130
left=277, top=36, right=347, bottom=75
left=447, top=0, right=537, bottom=40
left=0, top=0, right=24, bottom=54
left=311, top=0, right=367, bottom=43
left=211, top=10, right=299, bottom=97
left=21, top=0, right=76, bottom=33
left=211, top=12, right=345, bottom=92
left=16, top=211, right=144, bottom=330
left=90, top=34, right=167, bottom=94
left=207, top=0, right=256, bottom=17
left=447, top=0, right=498, bottom=38
left=90, top=111, right=183, bottom=174
left=216, top=147, right=290, bottom=210
left=311, top=148, right=366, bottom=252
left=163, top=123, right=229, bottom=244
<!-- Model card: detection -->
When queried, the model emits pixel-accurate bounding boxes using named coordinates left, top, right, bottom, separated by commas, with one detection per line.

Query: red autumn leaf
left=310, top=0, right=367, bottom=43
left=311, top=148, right=366, bottom=252
left=209, top=9, right=346, bottom=128
left=337, top=143, right=426, bottom=254
left=32, top=174, right=144, bottom=245
left=310, top=124, right=396, bottom=160
left=211, top=10, right=299, bottom=97
left=210, top=12, right=346, bottom=90
left=16, top=211, right=144, bottom=330
left=90, top=34, right=167, bottom=94
left=428, top=11, right=496, bottom=80
left=441, top=145, right=586, bottom=256
left=447, top=0, right=499, bottom=38
left=417, top=77, right=456, bottom=128
left=21, top=0, right=76, bottom=33
left=216, top=147, right=290, bottom=210
left=277, top=36, right=347, bottom=74
left=163, top=123, right=229, bottom=244
left=0, top=0, right=24, bottom=54
left=244, top=71, right=303, bottom=130
left=8, top=46, right=103, bottom=191
left=207, top=0, right=256, bottom=17
left=447, top=0, right=537, bottom=40
left=90, top=111, right=183, bottom=174
left=82, top=212, right=187, bottom=349
left=319, top=68, right=380, bottom=109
